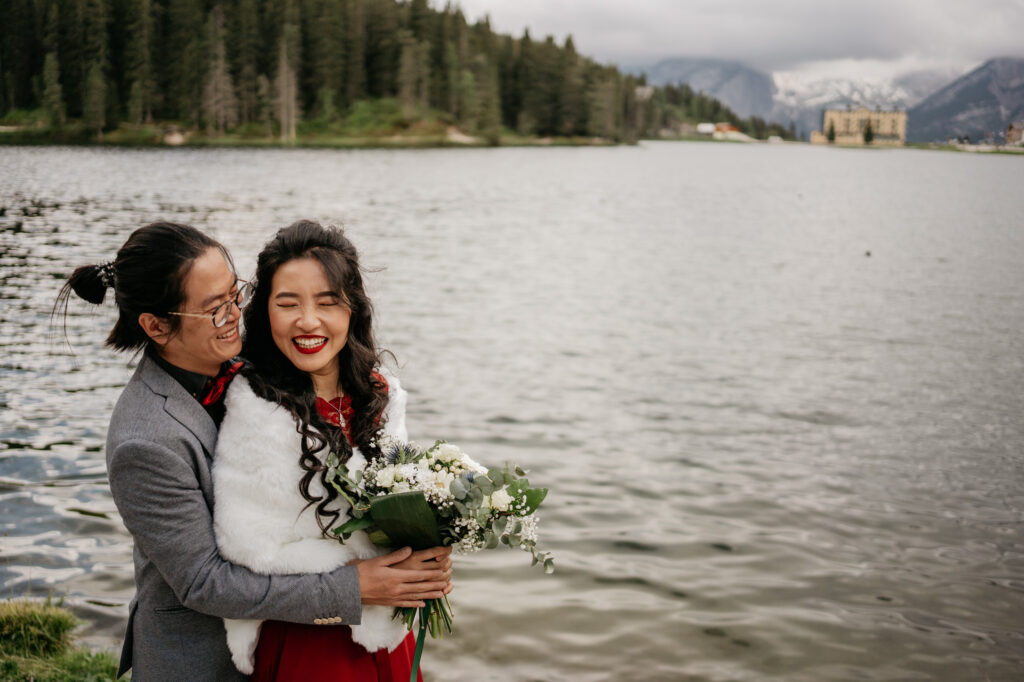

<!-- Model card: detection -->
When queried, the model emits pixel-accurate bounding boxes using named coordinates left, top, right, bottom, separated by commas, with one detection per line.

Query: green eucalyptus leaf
left=492, top=516, right=508, bottom=535
left=500, top=534, right=510, bottom=545
left=450, top=478, right=468, bottom=500
left=544, top=559, right=555, bottom=574
left=515, top=465, right=527, bottom=476
left=475, top=477, right=494, bottom=496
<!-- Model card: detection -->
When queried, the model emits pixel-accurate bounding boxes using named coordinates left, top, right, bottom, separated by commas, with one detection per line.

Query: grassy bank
left=0, top=100, right=622, bottom=150
left=0, top=598, right=119, bottom=682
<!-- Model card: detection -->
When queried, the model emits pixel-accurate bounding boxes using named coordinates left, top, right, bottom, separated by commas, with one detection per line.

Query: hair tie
left=98, top=261, right=115, bottom=288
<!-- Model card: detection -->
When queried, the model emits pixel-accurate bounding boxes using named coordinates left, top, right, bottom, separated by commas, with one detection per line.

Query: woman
left=212, top=220, right=438, bottom=681
left=56, top=222, right=452, bottom=682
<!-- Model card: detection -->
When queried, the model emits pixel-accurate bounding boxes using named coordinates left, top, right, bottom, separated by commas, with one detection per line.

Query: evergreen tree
left=454, top=67, right=476, bottom=127
left=408, top=0, right=430, bottom=42
left=257, top=73, right=274, bottom=136
left=476, top=58, right=500, bottom=145
left=124, top=0, right=154, bottom=124
left=81, top=0, right=111, bottom=123
left=863, top=118, right=873, bottom=144
left=275, top=23, right=300, bottom=141
left=343, top=0, right=366, bottom=107
left=232, top=0, right=263, bottom=125
left=42, top=51, right=65, bottom=129
left=512, top=30, right=534, bottom=134
left=305, top=0, right=344, bottom=115
left=397, top=29, right=428, bottom=117
left=559, top=36, right=585, bottom=136
left=827, top=120, right=835, bottom=142
left=364, top=0, right=398, bottom=98
left=202, top=8, right=239, bottom=136
left=83, top=60, right=106, bottom=137
left=168, top=0, right=205, bottom=122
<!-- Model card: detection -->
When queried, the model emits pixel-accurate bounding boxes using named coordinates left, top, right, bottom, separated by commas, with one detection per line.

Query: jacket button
left=313, top=618, right=323, bottom=625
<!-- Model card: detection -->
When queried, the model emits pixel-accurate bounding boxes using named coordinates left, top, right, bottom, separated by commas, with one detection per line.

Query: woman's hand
left=354, top=546, right=453, bottom=608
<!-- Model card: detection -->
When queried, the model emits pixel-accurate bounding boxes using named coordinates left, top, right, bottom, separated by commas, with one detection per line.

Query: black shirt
left=148, top=350, right=238, bottom=426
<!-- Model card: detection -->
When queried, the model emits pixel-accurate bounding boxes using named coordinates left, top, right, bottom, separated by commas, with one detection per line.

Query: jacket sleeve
left=107, top=437, right=363, bottom=624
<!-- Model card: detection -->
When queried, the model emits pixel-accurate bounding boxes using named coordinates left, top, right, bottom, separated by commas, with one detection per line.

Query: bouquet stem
left=410, top=606, right=428, bottom=682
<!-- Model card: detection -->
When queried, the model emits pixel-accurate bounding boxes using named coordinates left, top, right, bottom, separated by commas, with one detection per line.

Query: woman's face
left=268, top=257, right=352, bottom=397
left=158, top=247, right=243, bottom=375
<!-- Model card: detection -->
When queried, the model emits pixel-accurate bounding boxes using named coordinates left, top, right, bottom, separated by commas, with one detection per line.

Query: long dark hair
left=242, top=220, right=389, bottom=535
left=54, top=222, right=228, bottom=351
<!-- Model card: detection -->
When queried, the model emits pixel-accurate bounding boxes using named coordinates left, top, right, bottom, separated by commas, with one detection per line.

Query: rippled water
left=1, top=143, right=1022, bottom=681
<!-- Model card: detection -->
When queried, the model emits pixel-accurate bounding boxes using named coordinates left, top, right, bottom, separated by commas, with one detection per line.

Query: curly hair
left=241, top=220, right=390, bottom=535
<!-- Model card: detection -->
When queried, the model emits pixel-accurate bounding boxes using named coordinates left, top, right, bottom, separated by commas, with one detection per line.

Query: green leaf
left=367, top=529, right=392, bottom=546
left=500, top=534, right=510, bottom=545
left=484, top=531, right=498, bottom=549
left=450, top=477, right=468, bottom=500
left=492, top=516, right=508, bottom=535
left=336, top=516, right=373, bottom=537
left=544, top=559, right=555, bottom=574
left=515, top=465, right=527, bottom=476
left=368, top=491, right=443, bottom=550
left=475, top=476, right=494, bottom=496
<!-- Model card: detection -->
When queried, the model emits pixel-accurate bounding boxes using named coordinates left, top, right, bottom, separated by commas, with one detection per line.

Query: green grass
left=0, top=599, right=120, bottom=682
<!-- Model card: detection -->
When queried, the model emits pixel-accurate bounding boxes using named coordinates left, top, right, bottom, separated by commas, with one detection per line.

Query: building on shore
left=1007, top=122, right=1024, bottom=146
left=809, top=107, right=907, bottom=146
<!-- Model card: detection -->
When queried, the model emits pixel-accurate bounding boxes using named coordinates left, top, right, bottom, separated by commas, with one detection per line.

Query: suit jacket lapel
left=138, top=354, right=218, bottom=456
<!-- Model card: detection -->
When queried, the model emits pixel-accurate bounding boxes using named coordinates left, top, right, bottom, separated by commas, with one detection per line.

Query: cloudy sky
left=453, top=0, right=1024, bottom=80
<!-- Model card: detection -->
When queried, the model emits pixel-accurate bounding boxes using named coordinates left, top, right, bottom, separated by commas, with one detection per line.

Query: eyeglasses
left=168, top=280, right=252, bottom=328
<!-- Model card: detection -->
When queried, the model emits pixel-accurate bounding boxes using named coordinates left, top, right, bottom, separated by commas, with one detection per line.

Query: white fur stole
left=212, top=374, right=409, bottom=674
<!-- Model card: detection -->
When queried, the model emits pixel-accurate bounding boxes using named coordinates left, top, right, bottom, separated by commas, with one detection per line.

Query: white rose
left=433, top=443, right=463, bottom=462
left=490, top=487, right=513, bottom=512
left=461, top=454, right=488, bottom=475
left=375, top=466, right=396, bottom=489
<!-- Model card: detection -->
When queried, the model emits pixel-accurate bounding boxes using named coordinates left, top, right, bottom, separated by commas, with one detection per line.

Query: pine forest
left=0, top=0, right=795, bottom=145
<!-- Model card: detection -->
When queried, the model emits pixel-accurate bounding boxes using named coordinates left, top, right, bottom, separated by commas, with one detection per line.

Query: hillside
left=907, top=58, right=1024, bottom=142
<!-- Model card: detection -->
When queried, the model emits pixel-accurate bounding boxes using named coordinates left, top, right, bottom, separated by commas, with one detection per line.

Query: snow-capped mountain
left=641, top=57, right=965, bottom=138
left=770, top=70, right=957, bottom=136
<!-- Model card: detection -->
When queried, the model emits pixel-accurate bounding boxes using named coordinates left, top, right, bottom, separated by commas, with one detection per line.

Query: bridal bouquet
left=325, top=439, right=552, bottom=681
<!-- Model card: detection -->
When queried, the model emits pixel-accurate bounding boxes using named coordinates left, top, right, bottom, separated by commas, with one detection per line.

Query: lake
left=1, top=142, right=1022, bottom=681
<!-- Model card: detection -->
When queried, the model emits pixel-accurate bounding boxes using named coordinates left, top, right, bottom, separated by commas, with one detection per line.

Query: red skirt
left=251, top=620, right=422, bottom=682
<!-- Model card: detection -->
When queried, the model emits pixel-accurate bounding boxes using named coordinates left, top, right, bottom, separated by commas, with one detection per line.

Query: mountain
left=644, top=58, right=776, bottom=119
left=640, top=56, right=965, bottom=139
left=770, top=70, right=956, bottom=137
left=907, top=58, right=1024, bottom=142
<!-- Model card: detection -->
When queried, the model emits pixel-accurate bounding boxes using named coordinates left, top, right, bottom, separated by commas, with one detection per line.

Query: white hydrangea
left=398, top=463, right=418, bottom=483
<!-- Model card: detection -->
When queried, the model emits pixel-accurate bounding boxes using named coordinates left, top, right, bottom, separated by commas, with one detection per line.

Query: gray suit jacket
left=106, top=354, right=362, bottom=681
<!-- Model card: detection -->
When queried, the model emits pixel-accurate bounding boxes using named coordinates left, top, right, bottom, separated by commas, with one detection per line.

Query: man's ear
left=138, top=312, right=172, bottom=346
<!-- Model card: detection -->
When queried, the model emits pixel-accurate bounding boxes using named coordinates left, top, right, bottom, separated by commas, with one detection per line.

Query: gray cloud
left=453, top=0, right=1024, bottom=76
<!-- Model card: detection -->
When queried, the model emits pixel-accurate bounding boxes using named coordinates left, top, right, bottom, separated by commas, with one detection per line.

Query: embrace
left=57, top=221, right=452, bottom=681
